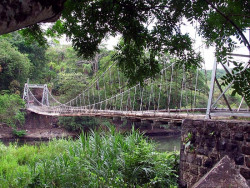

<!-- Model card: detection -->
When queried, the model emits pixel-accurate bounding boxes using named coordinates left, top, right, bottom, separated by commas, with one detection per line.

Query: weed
left=12, top=129, right=27, bottom=137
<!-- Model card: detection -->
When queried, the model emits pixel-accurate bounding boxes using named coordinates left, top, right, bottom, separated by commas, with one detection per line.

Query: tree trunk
left=0, top=0, right=66, bottom=35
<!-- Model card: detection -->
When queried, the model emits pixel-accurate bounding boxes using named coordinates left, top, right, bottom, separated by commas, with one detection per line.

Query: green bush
left=12, top=129, right=27, bottom=137
left=0, top=39, right=30, bottom=91
left=0, top=94, right=25, bottom=127
left=58, top=116, right=100, bottom=131
left=0, top=127, right=179, bottom=187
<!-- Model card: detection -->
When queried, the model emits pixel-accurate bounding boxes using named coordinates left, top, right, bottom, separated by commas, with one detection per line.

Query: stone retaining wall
left=179, top=119, right=250, bottom=187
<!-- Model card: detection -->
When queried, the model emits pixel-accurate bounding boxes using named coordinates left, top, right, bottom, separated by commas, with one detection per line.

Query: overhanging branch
left=204, top=0, right=250, bottom=52
left=0, top=0, right=66, bottom=35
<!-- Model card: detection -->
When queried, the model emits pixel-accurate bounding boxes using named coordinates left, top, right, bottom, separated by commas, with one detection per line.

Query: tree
left=2, top=32, right=48, bottom=82
left=0, top=0, right=66, bottom=35
left=0, top=39, right=31, bottom=92
left=0, top=94, right=25, bottom=127
left=0, top=0, right=249, bottom=105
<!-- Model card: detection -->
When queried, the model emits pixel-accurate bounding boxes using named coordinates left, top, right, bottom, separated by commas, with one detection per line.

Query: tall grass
left=0, top=127, right=179, bottom=187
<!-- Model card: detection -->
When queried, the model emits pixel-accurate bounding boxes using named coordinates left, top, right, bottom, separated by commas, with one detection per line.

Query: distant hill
left=206, top=69, right=227, bottom=81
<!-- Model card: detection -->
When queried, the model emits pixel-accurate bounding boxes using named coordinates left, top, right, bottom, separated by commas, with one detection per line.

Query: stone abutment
left=180, top=119, right=250, bottom=187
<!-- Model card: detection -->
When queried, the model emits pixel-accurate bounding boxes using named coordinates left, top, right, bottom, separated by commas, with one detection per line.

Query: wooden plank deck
left=27, top=105, right=249, bottom=122
left=27, top=106, right=206, bottom=121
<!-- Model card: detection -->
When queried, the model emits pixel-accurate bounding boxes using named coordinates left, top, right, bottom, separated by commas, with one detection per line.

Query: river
left=149, top=135, right=181, bottom=152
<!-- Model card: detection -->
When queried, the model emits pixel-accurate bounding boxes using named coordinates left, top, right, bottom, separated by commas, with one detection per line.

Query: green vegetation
left=221, top=63, right=250, bottom=106
left=0, top=94, right=25, bottom=127
left=0, top=127, right=179, bottom=188
left=184, top=132, right=194, bottom=152
left=206, top=69, right=226, bottom=81
left=58, top=116, right=101, bottom=131
left=12, top=129, right=27, bottom=137
left=0, top=38, right=30, bottom=93
left=10, top=0, right=248, bottom=100
left=205, top=69, right=248, bottom=109
left=1, top=3, right=248, bottom=187
left=0, top=33, right=247, bottom=132
left=4, top=32, right=48, bottom=83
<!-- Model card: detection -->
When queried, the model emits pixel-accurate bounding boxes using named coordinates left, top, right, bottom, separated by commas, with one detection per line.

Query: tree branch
left=204, top=0, right=250, bottom=52
left=0, top=0, right=66, bottom=35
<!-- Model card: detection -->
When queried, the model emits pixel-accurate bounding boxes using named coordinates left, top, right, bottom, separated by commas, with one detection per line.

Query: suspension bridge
left=23, top=56, right=249, bottom=123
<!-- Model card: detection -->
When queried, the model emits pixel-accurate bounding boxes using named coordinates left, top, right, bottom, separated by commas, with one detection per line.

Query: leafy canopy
left=0, top=94, right=25, bottom=127
left=0, top=39, right=31, bottom=92
left=19, top=0, right=250, bottom=103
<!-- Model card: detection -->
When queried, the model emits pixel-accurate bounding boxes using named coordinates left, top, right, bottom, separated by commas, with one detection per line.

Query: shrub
left=58, top=116, right=100, bottom=131
left=0, top=94, right=25, bottom=127
left=9, top=80, right=21, bottom=95
left=12, top=129, right=27, bottom=137
left=0, top=39, right=30, bottom=91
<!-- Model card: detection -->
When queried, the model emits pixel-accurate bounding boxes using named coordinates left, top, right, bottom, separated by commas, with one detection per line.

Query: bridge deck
left=27, top=106, right=206, bottom=122
left=27, top=105, right=250, bottom=122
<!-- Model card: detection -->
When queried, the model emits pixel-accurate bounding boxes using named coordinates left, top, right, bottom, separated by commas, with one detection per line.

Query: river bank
left=0, top=111, right=181, bottom=145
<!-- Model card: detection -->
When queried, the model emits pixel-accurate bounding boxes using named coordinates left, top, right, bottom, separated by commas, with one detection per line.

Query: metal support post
left=206, top=59, right=217, bottom=119
left=215, top=77, right=232, bottom=111
left=211, top=62, right=249, bottom=109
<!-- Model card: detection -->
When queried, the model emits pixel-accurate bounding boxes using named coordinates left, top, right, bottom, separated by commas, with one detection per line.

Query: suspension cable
left=193, top=68, right=199, bottom=112
left=168, top=63, right=174, bottom=113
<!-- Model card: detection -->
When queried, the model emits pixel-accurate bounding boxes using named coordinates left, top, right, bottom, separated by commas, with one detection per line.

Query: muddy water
left=149, top=135, right=181, bottom=152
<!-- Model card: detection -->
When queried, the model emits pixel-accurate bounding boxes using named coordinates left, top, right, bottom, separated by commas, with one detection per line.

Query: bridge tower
left=42, top=84, right=49, bottom=106
left=22, top=83, right=29, bottom=106
left=23, top=83, right=50, bottom=106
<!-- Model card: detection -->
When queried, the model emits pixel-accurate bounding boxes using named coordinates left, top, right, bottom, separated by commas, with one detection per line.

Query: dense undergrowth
left=0, top=127, right=179, bottom=188
left=0, top=94, right=25, bottom=127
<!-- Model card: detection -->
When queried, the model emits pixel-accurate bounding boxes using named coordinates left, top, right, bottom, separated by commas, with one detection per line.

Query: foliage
left=0, top=127, right=179, bottom=187
left=44, top=45, right=94, bottom=99
left=221, top=62, right=250, bottom=107
left=53, top=72, right=87, bottom=102
left=58, top=116, right=115, bottom=131
left=44, top=45, right=81, bottom=83
left=59, top=0, right=202, bottom=84
left=184, top=132, right=194, bottom=152
left=18, top=0, right=248, bottom=98
left=44, top=46, right=117, bottom=105
left=0, top=94, right=25, bottom=127
left=45, top=45, right=80, bottom=68
left=1, top=32, right=48, bottom=82
left=19, top=24, right=48, bottom=48
left=113, top=39, right=160, bottom=85
left=206, top=69, right=226, bottom=81
left=12, top=129, right=27, bottom=137
left=0, top=39, right=30, bottom=91
left=58, top=116, right=100, bottom=131
left=8, top=80, right=21, bottom=95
